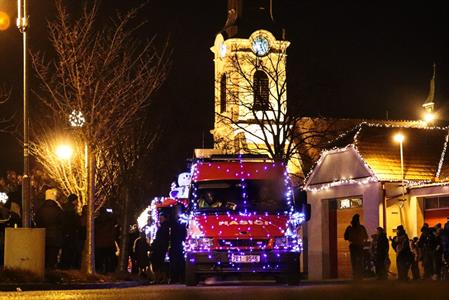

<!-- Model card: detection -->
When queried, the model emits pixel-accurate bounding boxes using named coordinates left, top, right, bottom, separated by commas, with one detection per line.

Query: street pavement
left=0, top=281, right=448, bottom=300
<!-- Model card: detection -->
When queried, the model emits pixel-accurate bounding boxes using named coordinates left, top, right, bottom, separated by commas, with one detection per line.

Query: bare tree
left=29, top=0, right=170, bottom=273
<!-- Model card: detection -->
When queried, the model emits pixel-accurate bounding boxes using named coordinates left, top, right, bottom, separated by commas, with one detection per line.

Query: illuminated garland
left=305, top=122, right=449, bottom=192
left=436, top=131, right=449, bottom=179
left=184, top=158, right=304, bottom=272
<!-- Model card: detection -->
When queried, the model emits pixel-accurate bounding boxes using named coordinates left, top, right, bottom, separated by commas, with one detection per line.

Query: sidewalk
left=0, top=279, right=149, bottom=292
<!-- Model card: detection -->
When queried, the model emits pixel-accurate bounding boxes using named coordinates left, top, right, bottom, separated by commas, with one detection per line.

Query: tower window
left=253, top=70, right=269, bottom=111
left=220, top=74, right=227, bottom=113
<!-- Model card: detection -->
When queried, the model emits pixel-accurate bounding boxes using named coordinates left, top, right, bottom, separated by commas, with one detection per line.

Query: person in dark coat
left=418, top=224, right=436, bottom=279
left=35, top=188, right=64, bottom=269
left=128, top=224, right=140, bottom=274
left=410, top=237, right=420, bottom=280
left=169, top=209, right=187, bottom=283
left=150, top=212, right=170, bottom=283
left=95, top=207, right=118, bottom=273
left=392, top=225, right=412, bottom=281
left=133, top=231, right=151, bottom=277
left=344, top=214, right=368, bottom=279
left=371, top=227, right=389, bottom=280
left=60, top=194, right=82, bottom=269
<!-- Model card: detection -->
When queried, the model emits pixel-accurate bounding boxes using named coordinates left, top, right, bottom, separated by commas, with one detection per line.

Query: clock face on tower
left=251, top=36, right=270, bottom=56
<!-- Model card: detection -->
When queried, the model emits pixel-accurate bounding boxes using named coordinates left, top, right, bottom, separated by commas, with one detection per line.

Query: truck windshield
left=192, top=180, right=290, bottom=213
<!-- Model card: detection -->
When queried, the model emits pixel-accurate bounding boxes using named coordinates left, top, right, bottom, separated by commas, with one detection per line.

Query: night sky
left=0, top=0, right=448, bottom=196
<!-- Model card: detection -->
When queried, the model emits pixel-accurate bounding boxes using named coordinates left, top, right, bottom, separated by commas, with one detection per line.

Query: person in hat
left=392, top=225, right=413, bottom=280
left=150, top=211, right=170, bottom=283
left=344, top=213, right=368, bottom=279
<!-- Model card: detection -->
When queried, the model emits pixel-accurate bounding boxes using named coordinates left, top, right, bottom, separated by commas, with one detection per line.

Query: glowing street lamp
left=55, top=144, right=73, bottom=160
left=423, top=111, right=436, bottom=124
left=0, top=11, right=10, bottom=31
left=393, top=133, right=406, bottom=205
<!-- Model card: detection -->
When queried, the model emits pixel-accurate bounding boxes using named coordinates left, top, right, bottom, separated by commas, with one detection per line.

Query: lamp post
left=394, top=133, right=406, bottom=205
left=17, top=0, right=30, bottom=228
left=69, top=110, right=95, bottom=274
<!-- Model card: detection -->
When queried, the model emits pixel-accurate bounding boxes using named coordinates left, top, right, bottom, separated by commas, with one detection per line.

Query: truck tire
left=287, top=272, right=301, bottom=286
left=185, top=261, right=199, bottom=286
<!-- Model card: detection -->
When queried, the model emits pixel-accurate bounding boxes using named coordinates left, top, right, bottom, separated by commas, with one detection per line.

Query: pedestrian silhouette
left=150, top=212, right=170, bottom=283
left=392, top=225, right=413, bottom=281
left=344, top=214, right=368, bottom=279
left=35, top=188, right=64, bottom=269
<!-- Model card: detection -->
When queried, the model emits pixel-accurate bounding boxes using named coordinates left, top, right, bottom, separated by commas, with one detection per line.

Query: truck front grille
left=218, top=239, right=269, bottom=248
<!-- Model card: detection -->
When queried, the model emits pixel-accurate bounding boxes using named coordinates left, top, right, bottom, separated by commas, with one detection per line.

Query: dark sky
left=0, top=0, right=448, bottom=195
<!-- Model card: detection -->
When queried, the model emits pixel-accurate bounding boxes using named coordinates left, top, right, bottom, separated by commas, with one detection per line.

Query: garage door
left=423, top=196, right=449, bottom=227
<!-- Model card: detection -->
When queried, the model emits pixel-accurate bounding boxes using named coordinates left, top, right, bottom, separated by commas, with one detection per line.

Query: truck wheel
left=185, top=261, right=199, bottom=286
left=287, top=273, right=301, bottom=286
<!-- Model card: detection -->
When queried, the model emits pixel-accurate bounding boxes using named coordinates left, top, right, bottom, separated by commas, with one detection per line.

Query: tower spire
left=422, top=62, right=436, bottom=113
left=222, top=0, right=283, bottom=40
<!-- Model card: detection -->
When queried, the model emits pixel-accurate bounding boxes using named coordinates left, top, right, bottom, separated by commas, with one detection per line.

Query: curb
left=0, top=280, right=149, bottom=292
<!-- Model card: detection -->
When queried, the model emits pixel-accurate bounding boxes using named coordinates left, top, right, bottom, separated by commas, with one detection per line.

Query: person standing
left=35, top=188, right=64, bottom=269
left=150, top=212, right=170, bottom=283
left=344, top=214, right=368, bottom=280
left=410, top=237, right=421, bottom=280
left=371, top=227, right=389, bottom=280
left=95, top=207, right=118, bottom=273
left=418, top=224, right=436, bottom=279
left=169, top=209, right=187, bottom=283
left=133, top=231, right=151, bottom=277
left=60, top=194, right=82, bottom=269
left=392, top=225, right=412, bottom=281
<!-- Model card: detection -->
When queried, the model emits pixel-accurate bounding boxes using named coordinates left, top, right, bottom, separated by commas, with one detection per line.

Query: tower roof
left=221, top=0, right=284, bottom=40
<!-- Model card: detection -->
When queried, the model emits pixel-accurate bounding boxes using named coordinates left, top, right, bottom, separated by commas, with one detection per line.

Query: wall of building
left=306, top=181, right=382, bottom=279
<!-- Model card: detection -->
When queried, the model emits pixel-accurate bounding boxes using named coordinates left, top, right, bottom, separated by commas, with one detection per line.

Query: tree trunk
left=82, top=145, right=96, bottom=274
left=118, top=186, right=130, bottom=272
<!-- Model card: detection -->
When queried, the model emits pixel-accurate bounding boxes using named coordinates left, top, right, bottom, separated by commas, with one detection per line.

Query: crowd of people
left=0, top=187, right=121, bottom=272
left=345, top=213, right=449, bottom=281
left=1, top=186, right=187, bottom=283
left=129, top=209, right=186, bottom=284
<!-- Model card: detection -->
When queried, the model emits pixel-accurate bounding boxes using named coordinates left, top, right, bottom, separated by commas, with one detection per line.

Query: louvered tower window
left=220, top=74, right=227, bottom=113
left=253, top=70, right=269, bottom=110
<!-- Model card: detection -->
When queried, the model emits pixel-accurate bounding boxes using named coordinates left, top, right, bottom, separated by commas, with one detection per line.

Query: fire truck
left=183, top=154, right=310, bottom=285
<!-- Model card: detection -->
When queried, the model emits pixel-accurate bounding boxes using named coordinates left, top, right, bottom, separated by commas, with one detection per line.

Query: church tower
left=210, top=0, right=291, bottom=155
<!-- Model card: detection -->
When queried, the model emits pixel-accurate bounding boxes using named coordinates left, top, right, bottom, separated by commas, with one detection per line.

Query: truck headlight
left=274, top=236, right=299, bottom=249
left=187, top=237, right=214, bottom=251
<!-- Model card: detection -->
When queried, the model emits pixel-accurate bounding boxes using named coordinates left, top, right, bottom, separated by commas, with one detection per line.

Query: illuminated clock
left=220, top=42, right=227, bottom=58
left=251, top=36, right=270, bottom=56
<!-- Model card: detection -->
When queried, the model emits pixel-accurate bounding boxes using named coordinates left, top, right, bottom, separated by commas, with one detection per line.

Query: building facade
left=304, top=123, right=449, bottom=279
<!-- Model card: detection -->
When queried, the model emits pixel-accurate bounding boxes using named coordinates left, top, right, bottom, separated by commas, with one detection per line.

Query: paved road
left=0, top=281, right=447, bottom=300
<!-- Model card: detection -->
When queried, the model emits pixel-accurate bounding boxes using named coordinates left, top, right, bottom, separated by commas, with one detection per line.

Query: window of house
left=253, top=70, right=269, bottom=111
left=337, top=197, right=363, bottom=210
left=220, top=74, right=226, bottom=113
left=425, top=196, right=449, bottom=210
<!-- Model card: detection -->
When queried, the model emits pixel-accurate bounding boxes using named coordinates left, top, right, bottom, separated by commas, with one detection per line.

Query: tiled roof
left=345, top=124, right=449, bottom=182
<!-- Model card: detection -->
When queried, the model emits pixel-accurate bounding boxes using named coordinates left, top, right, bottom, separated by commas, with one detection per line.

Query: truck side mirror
left=305, top=203, right=311, bottom=221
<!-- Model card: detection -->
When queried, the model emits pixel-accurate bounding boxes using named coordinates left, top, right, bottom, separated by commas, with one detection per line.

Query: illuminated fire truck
left=183, top=154, right=310, bottom=285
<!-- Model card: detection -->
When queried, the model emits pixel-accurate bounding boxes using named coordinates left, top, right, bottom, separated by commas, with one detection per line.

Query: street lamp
left=423, top=111, right=436, bottom=125
left=55, top=144, right=73, bottom=160
left=17, top=0, right=30, bottom=228
left=393, top=133, right=406, bottom=206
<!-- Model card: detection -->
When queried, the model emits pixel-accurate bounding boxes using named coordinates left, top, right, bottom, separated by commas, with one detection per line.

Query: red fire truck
left=183, top=154, right=310, bottom=285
